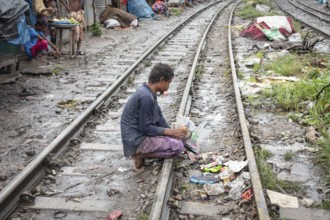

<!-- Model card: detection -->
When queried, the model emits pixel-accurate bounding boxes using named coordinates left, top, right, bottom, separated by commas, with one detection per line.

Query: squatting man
left=120, top=63, right=188, bottom=172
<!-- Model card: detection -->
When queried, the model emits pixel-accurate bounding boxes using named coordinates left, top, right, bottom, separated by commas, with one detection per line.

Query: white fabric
left=130, top=19, right=138, bottom=27
left=104, top=19, right=121, bottom=28
left=256, top=16, right=293, bottom=33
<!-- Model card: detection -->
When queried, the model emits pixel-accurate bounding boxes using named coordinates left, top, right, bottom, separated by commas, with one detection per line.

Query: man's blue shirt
left=120, top=83, right=170, bottom=157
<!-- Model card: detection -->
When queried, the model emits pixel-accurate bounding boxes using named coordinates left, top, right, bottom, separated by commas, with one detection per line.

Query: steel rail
left=149, top=1, right=235, bottom=219
left=294, top=0, right=330, bottom=17
left=229, top=1, right=270, bottom=219
left=276, top=0, right=330, bottom=38
left=288, top=0, right=330, bottom=22
left=0, top=2, right=223, bottom=219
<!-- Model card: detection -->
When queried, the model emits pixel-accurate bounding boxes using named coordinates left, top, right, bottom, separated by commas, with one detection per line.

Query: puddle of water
left=261, top=142, right=324, bottom=200
left=261, top=142, right=305, bottom=156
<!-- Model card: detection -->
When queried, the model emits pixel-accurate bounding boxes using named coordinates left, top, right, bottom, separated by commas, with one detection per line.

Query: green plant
left=283, top=151, right=294, bottom=161
left=236, top=4, right=263, bottom=20
left=237, top=71, right=245, bottom=79
left=136, top=212, right=149, bottom=220
left=169, top=8, right=182, bottom=16
left=292, top=19, right=302, bottom=33
left=264, top=54, right=304, bottom=76
left=256, top=147, right=272, bottom=160
left=253, top=62, right=262, bottom=72
left=195, top=64, right=204, bottom=80
left=305, top=68, right=322, bottom=79
left=255, top=51, right=264, bottom=59
left=262, top=79, right=330, bottom=111
left=52, top=67, right=63, bottom=75
left=144, top=59, right=152, bottom=67
left=314, top=134, right=330, bottom=186
left=89, top=23, right=102, bottom=36
left=314, top=200, right=330, bottom=211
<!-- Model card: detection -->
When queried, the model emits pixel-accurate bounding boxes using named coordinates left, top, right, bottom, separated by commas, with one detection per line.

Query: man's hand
left=164, top=126, right=187, bottom=138
left=54, top=48, right=61, bottom=57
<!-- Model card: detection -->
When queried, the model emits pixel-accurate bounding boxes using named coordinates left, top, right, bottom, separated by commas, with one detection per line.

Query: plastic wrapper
left=175, top=115, right=199, bottom=154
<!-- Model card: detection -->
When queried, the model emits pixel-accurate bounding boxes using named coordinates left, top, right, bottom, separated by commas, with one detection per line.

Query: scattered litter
left=200, top=152, right=215, bottom=161
left=200, top=161, right=221, bottom=170
left=54, top=211, right=68, bottom=219
left=218, top=167, right=235, bottom=184
left=89, top=165, right=99, bottom=170
left=242, top=171, right=251, bottom=180
left=288, top=33, right=302, bottom=42
left=204, top=183, right=225, bottom=195
left=224, top=160, right=248, bottom=173
left=19, top=88, right=35, bottom=96
left=256, top=4, right=271, bottom=13
left=190, top=173, right=219, bottom=184
left=242, top=188, right=253, bottom=200
left=244, top=58, right=261, bottom=68
left=227, top=178, right=246, bottom=200
left=202, top=165, right=222, bottom=173
left=107, top=188, right=120, bottom=196
left=57, top=100, right=80, bottom=109
left=106, top=210, right=122, bottom=220
left=176, top=115, right=200, bottom=156
left=118, top=167, right=128, bottom=172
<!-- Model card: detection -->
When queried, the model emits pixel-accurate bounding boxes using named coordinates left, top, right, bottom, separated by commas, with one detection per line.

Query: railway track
left=295, top=0, right=330, bottom=18
left=276, top=0, right=330, bottom=37
left=1, top=0, right=272, bottom=219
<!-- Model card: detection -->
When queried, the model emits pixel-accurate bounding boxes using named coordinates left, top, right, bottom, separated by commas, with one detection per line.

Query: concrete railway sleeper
left=0, top=0, right=271, bottom=220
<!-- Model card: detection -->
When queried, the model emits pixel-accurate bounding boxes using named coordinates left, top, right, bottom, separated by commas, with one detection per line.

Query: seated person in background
left=23, top=21, right=61, bottom=59
left=152, top=0, right=169, bottom=16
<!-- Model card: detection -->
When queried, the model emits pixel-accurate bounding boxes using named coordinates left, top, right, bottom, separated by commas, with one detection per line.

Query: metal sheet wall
left=93, top=0, right=107, bottom=23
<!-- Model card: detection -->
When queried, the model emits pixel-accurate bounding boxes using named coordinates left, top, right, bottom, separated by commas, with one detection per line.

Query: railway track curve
left=276, top=0, right=330, bottom=37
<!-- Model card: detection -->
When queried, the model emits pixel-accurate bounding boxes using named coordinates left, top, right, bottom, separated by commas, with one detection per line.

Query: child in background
left=23, top=21, right=60, bottom=60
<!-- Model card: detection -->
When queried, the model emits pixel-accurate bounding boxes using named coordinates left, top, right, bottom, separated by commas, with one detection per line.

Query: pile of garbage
left=188, top=152, right=252, bottom=201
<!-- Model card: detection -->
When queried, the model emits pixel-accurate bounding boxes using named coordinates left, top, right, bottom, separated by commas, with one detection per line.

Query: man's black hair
left=148, top=63, right=174, bottom=83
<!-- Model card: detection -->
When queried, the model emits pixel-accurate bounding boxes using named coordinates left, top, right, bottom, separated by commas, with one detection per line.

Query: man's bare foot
left=132, top=155, right=145, bottom=173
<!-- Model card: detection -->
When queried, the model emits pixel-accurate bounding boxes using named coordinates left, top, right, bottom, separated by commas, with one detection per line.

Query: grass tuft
left=264, top=54, right=304, bottom=76
left=314, top=134, right=330, bottom=186
left=89, top=23, right=102, bottom=36
left=169, top=8, right=182, bottom=16
left=255, top=147, right=303, bottom=194
left=283, top=151, right=294, bottom=161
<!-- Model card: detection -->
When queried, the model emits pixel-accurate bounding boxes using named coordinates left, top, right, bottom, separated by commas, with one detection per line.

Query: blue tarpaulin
left=128, top=0, right=154, bottom=18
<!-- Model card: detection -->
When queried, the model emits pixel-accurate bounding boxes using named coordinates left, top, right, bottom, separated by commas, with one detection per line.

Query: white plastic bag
left=104, top=19, right=121, bottom=29
left=175, top=115, right=199, bottom=154
left=130, top=19, right=138, bottom=27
